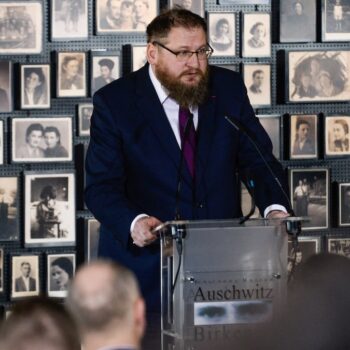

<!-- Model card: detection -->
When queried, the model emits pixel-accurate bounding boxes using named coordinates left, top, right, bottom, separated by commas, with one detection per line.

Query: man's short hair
left=296, top=118, right=310, bottom=130
left=146, top=8, right=207, bottom=42
left=67, top=260, right=141, bottom=332
left=252, top=69, right=263, bottom=78
left=98, top=58, right=115, bottom=71
left=21, top=261, right=31, bottom=268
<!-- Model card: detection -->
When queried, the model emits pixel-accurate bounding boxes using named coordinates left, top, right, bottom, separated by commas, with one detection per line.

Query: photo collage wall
left=0, top=0, right=349, bottom=309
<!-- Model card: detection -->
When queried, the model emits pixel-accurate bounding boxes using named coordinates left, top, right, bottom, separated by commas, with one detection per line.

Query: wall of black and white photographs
left=0, top=0, right=349, bottom=310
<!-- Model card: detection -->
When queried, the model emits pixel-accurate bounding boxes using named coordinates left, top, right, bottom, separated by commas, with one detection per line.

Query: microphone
left=224, top=115, right=295, bottom=217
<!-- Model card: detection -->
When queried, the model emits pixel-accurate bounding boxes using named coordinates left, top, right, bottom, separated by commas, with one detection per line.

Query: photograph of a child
left=12, top=117, right=72, bottom=163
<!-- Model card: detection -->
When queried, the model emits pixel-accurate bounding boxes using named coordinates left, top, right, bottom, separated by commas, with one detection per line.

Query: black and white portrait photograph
left=328, top=237, right=350, bottom=256
left=57, top=52, right=86, bottom=97
left=132, top=45, right=147, bottom=71
left=325, top=115, right=350, bottom=156
left=96, top=0, right=158, bottom=34
left=242, top=12, right=271, bottom=58
left=78, top=103, right=93, bottom=136
left=290, top=168, right=329, bottom=230
left=280, top=0, right=316, bottom=42
left=24, top=172, right=76, bottom=247
left=243, top=64, right=271, bottom=107
left=0, top=61, right=12, bottom=113
left=51, top=0, right=88, bottom=41
left=20, top=64, right=50, bottom=109
left=257, top=115, right=281, bottom=159
left=0, top=2, right=43, bottom=55
left=0, top=177, right=19, bottom=242
left=287, top=50, right=350, bottom=102
left=290, top=114, right=318, bottom=159
left=12, top=117, right=73, bottom=163
left=240, top=182, right=261, bottom=218
left=11, top=255, right=39, bottom=299
left=0, top=248, right=3, bottom=293
left=208, top=12, right=235, bottom=57
left=339, top=183, right=350, bottom=226
left=85, top=218, right=101, bottom=261
left=169, top=0, right=204, bottom=17
left=47, top=253, right=75, bottom=298
left=91, top=53, right=120, bottom=95
left=322, top=0, right=350, bottom=41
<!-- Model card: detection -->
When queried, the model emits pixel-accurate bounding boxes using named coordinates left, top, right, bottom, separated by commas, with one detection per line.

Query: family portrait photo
left=287, top=50, right=350, bottom=102
left=78, top=103, right=93, bottom=136
left=12, top=117, right=73, bottom=163
left=169, top=0, right=204, bottom=17
left=325, top=115, right=350, bottom=156
left=328, top=237, right=350, bottom=256
left=339, top=183, right=350, bottom=225
left=0, top=60, right=12, bottom=113
left=24, top=172, right=76, bottom=247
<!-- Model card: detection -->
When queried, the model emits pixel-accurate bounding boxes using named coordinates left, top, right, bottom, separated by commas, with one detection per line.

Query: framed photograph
left=169, top=0, right=204, bottom=17
left=11, top=254, right=40, bottom=299
left=289, top=168, right=329, bottom=230
left=328, top=237, right=350, bottom=256
left=47, top=253, right=76, bottom=298
left=286, top=50, right=350, bottom=103
left=338, top=183, right=350, bottom=226
left=96, top=0, right=158, bottom=34
left=322, top=0, right=350, bottom=42
left=208, top=12, right=236, bottom=57
left=289, top=114, right=318, bottom=159
left=0, top=176, right=19, bottom=241
left=240, top=182, right=261, bottom=218
left=132, top=45, right=147, bottom=72
left=85, top=218, right=101, bottom=261
left=242, top=13, right=271, bottom=58
left=0, top=1, right=43, bottom=55
left=78, top=103, right=93, bottom=136
left=20, top=64, right=50, bottom=109
left=288, top=236, right=321, bottom=272
left=24, top=171, right=76, bottom=247
left=0, top=61, right=12, bottom=112
left=57, top=52, right=86, bottom=98
left=325, top=115, right=350, bottom=156
left=257, top=115, right=280, bottom=159
left=91, top=52, right=120, bottom=95
left=280, top=0, right=316, bottom=42
left=243, top=64, right=271, bottom=108
left=0, top=248, right=3, bottom=293
left=0, top=120, right=3, bottom=165
left=12, top=117, right=73, bottom=163
left=51, top=0, right=88, bottom=41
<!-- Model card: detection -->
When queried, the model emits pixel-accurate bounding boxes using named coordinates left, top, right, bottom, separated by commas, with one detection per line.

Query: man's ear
left=147, top=42, right=158, bottom=65
left=134, top=297, right=146, bottom=339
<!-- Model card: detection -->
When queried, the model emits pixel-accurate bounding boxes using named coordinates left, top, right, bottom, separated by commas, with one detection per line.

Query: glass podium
left=155, top=218, right=289, bottom=350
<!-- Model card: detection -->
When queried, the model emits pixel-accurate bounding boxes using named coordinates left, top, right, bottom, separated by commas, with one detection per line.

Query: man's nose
left=186, top=52, right=200, bottom=68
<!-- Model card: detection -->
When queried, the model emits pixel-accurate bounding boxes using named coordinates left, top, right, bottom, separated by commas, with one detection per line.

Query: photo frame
left=91, top=52, right=120, bottom=96
left=257, top=115, right=281, bottom=160
left=240, top=182, right=261, bottom=218
left=78, top=103, right=93, bottom=136
left=338, top=183, right=350, bottom=226
left=96, top=0, right=158, bottom=34
left=51, top=0, right=88, bottom=41
left=0, top=176, right=19, bottom=241
left=0, top=120, right=3, bottom=165
left=24, top=171, right=76, bottom=247
left=243, top=64, right=271, bottom=108
left=0, top=248, right=3, bottom=293
left=208, top=12, right=236, bottom=57
left=169, top=0, right=204, bottom=17
left=0, top=1, right=43, bottom=55
left=132, top=45, right=147, bottom=72
left=47, top=253, right=76, bottom=298
left=20, top=64, right=50, bottom=109
left=289, top=168, right=329, bottom=230
left=11, top=117, right=73, bottom=163
left=242, top=12, right=271, bottom=58
left=0, top=61, right=13, bottom=113
left=322, top=0, right=350, bottom=42
left=286, top=50, right=350, bottom=103
left=328, top=236, right=350, bottom=257
left=324, top=115, right=350, bottom=156
left=85, top=218, right=101, bottom=261
left=289, top=114, right=318, bottom=159
left=11, top=254, right=40, bottom=299
left=57, top=51, right=87, bottom=97
left=280, top=0, right=316, bottom=43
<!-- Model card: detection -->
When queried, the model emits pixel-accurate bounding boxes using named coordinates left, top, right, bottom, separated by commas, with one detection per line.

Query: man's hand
left=131, top=216, right=162, bottom=247
left=266, top=210, right=290, bottom=219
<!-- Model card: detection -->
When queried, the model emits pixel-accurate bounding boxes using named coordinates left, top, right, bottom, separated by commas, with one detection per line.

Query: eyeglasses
left=152, top=41, right=213, bottom=61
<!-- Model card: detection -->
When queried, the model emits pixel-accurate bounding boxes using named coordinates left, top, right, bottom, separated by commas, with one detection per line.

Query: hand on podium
left=131, top=216, right=162, bottom=247
left=266, top=210, right=290, bottom=219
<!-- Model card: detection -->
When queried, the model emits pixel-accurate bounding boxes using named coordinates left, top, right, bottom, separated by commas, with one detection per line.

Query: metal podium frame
left=156, top=218, right=289, bottom=349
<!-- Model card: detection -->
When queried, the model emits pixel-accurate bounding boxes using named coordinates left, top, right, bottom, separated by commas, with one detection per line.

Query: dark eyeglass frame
left=152, top=41, right=214, bottom=61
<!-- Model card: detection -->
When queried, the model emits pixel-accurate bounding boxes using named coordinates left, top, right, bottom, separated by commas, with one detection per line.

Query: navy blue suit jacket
left=85, top=64, right=290, bottom=312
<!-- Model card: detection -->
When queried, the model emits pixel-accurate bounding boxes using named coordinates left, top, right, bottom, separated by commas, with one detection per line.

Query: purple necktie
left=179, top=106, right=196, bottom=178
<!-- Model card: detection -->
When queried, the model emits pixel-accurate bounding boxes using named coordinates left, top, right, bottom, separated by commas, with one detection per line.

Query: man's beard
left=155, top=65, right=209, bottom=107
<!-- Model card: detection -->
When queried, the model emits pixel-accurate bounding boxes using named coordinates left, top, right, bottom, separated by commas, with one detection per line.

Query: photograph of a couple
left=12, top=117, right=73, bottom=163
